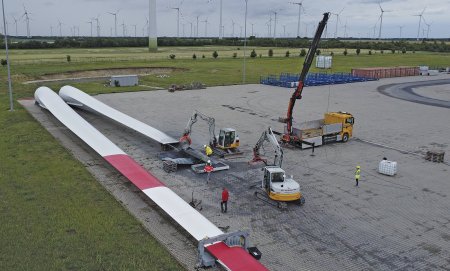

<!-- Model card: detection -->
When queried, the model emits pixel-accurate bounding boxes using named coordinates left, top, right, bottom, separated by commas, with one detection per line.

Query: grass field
left=1, top=45, right=449, bottom=270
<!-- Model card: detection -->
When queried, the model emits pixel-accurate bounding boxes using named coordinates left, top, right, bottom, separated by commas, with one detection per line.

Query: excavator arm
left=251, top=127, right=284, bottom=167
left=281, top=13, right=330, bottom=141
left=180, top=110, right=217, bottom=150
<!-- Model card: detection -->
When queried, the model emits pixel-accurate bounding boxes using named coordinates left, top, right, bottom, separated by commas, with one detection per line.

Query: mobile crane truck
left=278, top=12, right=355, bottom=148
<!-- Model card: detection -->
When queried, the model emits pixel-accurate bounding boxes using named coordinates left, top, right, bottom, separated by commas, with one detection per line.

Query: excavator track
left=254, top=191, right=287, bottom=209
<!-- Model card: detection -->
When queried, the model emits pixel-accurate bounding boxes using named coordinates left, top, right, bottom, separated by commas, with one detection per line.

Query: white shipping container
left=316, top=56, right=332, bottom=69
left=110, top=75, right=139, bottom=87
left=378, top=160, right=397, bottom=176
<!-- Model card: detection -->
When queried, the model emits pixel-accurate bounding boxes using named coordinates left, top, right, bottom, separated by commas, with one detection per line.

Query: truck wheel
left=342, top=133, right=349, bottom=142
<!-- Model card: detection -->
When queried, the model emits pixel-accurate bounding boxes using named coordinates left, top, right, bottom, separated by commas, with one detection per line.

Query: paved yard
left=24, top=74, right=450, bottom=270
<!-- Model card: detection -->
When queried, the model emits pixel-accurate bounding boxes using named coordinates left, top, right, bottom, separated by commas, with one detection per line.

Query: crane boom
left=281, top=12, right=330, bottom=142
left=251, top=127, right=284, bottom=167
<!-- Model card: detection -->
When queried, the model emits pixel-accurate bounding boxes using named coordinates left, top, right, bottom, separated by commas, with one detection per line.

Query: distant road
left=378, top=78, right=450, bottom=109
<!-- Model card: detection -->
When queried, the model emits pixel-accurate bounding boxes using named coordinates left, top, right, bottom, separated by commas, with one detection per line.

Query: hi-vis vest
left=355, top=169, right=361, bottom=179
left=205, top=145, right=213, bottom=156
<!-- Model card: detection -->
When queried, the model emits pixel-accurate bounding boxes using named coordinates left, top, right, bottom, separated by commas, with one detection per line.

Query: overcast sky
left=2, top=0, right=449, bottom=39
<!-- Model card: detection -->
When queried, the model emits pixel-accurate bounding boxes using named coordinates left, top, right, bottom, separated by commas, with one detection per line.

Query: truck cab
left=262, top=166, right=302, bottom=202
left=324, top=112, right=354, bottom=142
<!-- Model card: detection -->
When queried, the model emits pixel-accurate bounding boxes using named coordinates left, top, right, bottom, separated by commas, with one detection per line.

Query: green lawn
left=1, top=46, right=449, bottom=270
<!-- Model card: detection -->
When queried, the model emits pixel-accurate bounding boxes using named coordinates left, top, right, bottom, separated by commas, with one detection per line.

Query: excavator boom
left=180, top=110, right=217, bottom=150
left=251, top=127, right=283, bottom=167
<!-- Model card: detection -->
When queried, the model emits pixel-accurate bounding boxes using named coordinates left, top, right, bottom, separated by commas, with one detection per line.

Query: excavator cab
left=262, top=166, right=302, bottom=202
left=217, top=128, right=239, bottom=150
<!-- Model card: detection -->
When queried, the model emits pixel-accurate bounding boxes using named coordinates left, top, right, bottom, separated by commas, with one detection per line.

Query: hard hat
left=207, top=160, right=211, bottom=164
left=204, top=145, right=207, bottom=147
left=356, top=166, right=360, bottom=169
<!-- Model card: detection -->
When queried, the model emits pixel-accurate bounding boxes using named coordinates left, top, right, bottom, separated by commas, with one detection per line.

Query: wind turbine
left=188, top=20, right=193, bottom=37
left=50, top=25, right=53, bottom=37
left=196, top=15, right=200, bottom=37
left=86, top=20, right=93, bottom=37
left=283, top=25, right=286, bottom=37
left=268, top=13, right=272, bottom=37
left=413, top=7, right=426, bottom=41
left=399, top=25, right=404, bottom=39
left=207, top=0, right=223, bottom=39
left=171, top=7, right=180, bottom=37
left=202, top=18, right=208, bottom=37
left=11, top=16, right=18, bottom=37
left=132, top=24, right=137, bottom=37
left=332, top=8, right=344, bottom=38
left=107, top=9, right=120, bottom=37
left=423, top=19, right=432, bottom=39
left=271, top=9, right=282, bottom=39
left=377, top=2, right=391, bottom=40
left=57, top=20, right=63, bottom=37
left=250, top=23, right=254, bottom=36
left=91, top=15, right=100, bottom=37
left=343, top=20, right=348, bottom=38
left=273, top=11, right=278, bottom=38
left=231, top=19, right=235, bottom=37
left=21, top=5, right=31, bottom=38
left=120, top=21, right=126, bottom=37
left=289, top=2, right=304, bottom=38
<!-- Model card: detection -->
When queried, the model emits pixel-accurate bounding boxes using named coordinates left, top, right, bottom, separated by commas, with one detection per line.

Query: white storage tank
left=110, top=75, right=139, bottom=87
left=378, top=160, right=397, bottom=176
left=316, top=56, right=332, bottom=69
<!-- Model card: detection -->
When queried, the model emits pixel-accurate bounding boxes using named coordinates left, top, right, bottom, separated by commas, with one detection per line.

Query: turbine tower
left=289, top=2, right=304, bottom=38
left=11, top=16, right=18, bottom=37
left=57, top=20, right=63, bottom=37
left=21, top=5, right=31, bottom=38
left=86, top=20, right=93, bottom=37
left=423, top=19, right=431, bottom=39
left=172, top=7, right=180, bottom=37
left=120, top=21, right=126, bottom=36
left=332, top=8, right=344, bottom=39
left=107, top=10, right=119, bottom=37
left=148, top=0, right=157, bottom=51
left=399, top=25, right=404, bottom=39
left=272, top=10, right=278, bottom=39
left=377, top=3, right=391, bottom=40
left=132, top=24, right=137, bottom=37
left=413, top=7, right=426, bottom=41
left=91, top=16, right=100, bottom=37
left=202, top=18, right=208, bottom=37
left=231, top=19, right=235, bottom=37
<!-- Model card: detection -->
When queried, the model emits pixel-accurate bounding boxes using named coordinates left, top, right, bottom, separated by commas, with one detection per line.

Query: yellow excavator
left=179, top=110, right=240, bottom=155
left=251, top=127, right=305, bottom=208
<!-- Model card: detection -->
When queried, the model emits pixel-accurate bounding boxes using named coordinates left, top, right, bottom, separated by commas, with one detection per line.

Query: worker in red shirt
left=204, top=160, right=214, bottom=183
left=221, top=187, right=229, bottom=213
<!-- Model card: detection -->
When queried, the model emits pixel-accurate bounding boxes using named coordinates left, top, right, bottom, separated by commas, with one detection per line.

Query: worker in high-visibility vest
left=355, top=165, right=361, bottom=186
left=204, top=144, right=213, bottom=156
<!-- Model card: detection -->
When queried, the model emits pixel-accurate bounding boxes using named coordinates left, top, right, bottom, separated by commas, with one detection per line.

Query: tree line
left=1, top=36, right=450, bottom=52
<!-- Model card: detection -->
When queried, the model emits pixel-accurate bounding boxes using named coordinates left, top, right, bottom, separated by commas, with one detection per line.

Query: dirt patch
left=39, top=67, right=187, bottom=80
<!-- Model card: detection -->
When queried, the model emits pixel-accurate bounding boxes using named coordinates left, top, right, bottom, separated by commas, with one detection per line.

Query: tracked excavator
left=179, top=110, right=241, bottom=156
left=251, top=127, right=304, bottom=208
